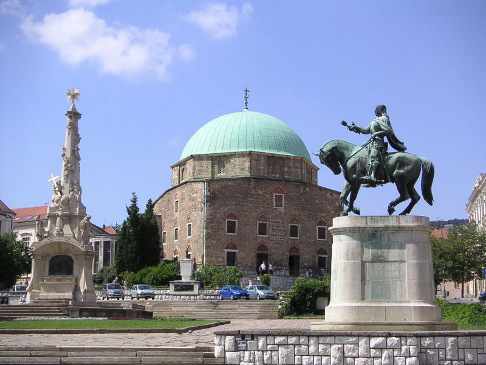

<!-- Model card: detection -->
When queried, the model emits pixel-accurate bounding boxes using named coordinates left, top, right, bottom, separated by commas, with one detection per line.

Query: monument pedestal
left=169, top=258, right=200, bottom=295
left=312, top=215, right=456, bottom=331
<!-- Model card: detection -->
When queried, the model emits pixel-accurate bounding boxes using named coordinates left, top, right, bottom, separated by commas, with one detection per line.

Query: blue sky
left=1, top=0, right=485, bottom=225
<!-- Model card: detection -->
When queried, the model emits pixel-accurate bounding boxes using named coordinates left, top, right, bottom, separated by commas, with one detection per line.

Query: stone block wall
left=214, top=330, right=486, bottom=365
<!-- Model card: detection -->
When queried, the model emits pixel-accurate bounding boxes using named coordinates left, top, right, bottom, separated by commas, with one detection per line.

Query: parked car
left=130, top=284, right=155, bottom=300
left=245, top=285, right=276, bottom=300
left=101, top=283, right=124, bottom=300
left=479, top=291, right=486, bottom=303
left=13, top=284, right=27, bottom=292
left=218, top=285, right=249, bottom=300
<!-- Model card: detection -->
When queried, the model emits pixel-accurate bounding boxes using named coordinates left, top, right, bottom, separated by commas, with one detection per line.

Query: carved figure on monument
left=50, top=178, right=63, bottom=208
left=319, top=104, right=434, bottom=215
left=55, top=212, right=64, bottom=236
left=69, top=185, right=80, bottom=213
left=79, top=215, right=91, bottom=244
left=35, top=216, right=45, bottom=241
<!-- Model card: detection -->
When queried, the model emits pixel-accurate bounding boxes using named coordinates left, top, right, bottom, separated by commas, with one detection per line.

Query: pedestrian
left=268, top=263, right=273, bottom=275
left=260, top=261, right=266, bottom=274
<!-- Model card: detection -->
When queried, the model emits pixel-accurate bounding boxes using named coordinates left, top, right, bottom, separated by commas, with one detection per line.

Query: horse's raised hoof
left=352, top=207, right=360, bottom=215
left=387, top=206, right=395, bottom=215
left=399, top=211, right=409, bottom=216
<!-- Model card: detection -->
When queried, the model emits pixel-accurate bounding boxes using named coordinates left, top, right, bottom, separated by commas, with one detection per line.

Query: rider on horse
left=343, top=105, right=407, bottom=186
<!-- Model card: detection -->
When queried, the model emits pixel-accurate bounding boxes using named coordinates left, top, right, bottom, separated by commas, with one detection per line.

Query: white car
left=130, top=284, right=155, bottom=300
left=245, top=285, right=276, bottom=300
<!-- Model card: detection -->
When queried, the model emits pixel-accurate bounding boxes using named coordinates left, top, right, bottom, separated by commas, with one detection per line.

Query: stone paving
left=0, top=319, right=313, bottom=348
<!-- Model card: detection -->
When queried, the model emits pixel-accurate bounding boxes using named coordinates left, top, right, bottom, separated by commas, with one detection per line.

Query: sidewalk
left=0, top=319, right=313, bottom=348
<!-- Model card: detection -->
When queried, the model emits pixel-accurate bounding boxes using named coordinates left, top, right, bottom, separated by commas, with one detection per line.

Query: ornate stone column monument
left=27, top=89, right=96, bottom=305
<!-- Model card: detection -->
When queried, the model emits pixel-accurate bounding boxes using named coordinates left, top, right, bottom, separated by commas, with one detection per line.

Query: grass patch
left=0, top=318, right=215, bottom=330
left=437, top=299, right=486, bottom=329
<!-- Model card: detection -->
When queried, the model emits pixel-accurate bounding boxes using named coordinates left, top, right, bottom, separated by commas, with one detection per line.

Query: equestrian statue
left=318, top=105, right=434, bottom=216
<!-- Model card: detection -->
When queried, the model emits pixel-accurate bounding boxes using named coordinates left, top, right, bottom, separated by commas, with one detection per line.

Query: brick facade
left=154, top=152, right=340, bottom=278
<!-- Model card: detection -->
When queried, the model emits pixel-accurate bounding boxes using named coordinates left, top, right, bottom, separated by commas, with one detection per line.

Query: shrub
left=278, top=276, right=330, bottom=317
left=194, top=265, right=243, bottom=289
left=437, top=299, right=486, bottom=329
left=93, top=265, right=117, bottom=284
left=118, top=261, right=178, bottom=288
left=259, top=274, right=271, bottom=287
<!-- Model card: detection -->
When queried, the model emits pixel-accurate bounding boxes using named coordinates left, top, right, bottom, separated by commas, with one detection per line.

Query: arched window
left=257, top=215, right=269, bottom=236
left=317, top=248, right=329, bottom=274
left=48, top=255, right=73, bottom=276
left=289, top=247, right=300, bottom=277
left=225, top=243, right=238, bottom=267
left=317, top=220, right=327, bottom=240
left=226, top=213, right=238, bottom=235
left=256, top=244, right=269, bottom=274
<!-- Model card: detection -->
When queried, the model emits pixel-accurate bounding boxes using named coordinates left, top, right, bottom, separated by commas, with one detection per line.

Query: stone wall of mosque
left=203, top=177, right=339, bottom=276
left=171, top=152, right=318, bottom=187
left=154, top=174, right=340, bottom=276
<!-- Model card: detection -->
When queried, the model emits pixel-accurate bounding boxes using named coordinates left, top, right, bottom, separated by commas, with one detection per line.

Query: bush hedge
left=437, top=299, right=486, bottom=329
left=93, top=265, right=117, bottom=284
left=194, top=265, right=243, bottom=289
left=259, top=274, right=271, bottom=287
left=119, top=261, right=179, bottom=287
left=278, top=276, right=330, bottom=317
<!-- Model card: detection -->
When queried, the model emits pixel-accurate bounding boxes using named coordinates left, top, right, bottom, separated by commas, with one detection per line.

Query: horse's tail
left=420, top=159, right=434, bottom=206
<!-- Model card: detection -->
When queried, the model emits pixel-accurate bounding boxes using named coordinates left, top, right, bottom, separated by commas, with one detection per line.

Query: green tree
left=431, top=236, right=452, bottom=287
left=115, top=193, right=161, bottom=274
left=432, top=223, right=486, bottom=297
left=0, top=233, right=31, bottom=290
left=138, top=199, right=161, bottom=268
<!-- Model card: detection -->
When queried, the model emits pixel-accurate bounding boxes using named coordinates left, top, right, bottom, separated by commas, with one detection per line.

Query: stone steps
left=0, top=305, right=68, bottom=319
left=0, top=347, right=223, bottom=364
left=148, top=300, right=279, bottom=319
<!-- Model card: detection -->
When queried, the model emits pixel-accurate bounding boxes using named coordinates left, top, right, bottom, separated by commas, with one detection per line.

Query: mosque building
left=153, top=94, right=340, bottom=281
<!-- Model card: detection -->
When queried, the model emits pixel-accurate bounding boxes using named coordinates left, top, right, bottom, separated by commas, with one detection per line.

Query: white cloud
left=21, top=8, right=193, bottom=80
left=68, top=0, right=111, bottom=8
left=186, top=2, right=253, bottom=40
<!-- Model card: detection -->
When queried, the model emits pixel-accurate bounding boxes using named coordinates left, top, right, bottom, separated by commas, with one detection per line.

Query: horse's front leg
left=339, top=182, right=352, bottom=215
left=346, top=183, right=361, bottom=215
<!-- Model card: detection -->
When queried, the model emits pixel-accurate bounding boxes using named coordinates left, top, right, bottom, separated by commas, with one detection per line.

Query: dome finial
left=243, top=88, right=250, bottom=111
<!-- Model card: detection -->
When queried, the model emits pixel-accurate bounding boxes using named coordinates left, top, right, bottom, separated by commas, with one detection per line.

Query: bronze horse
left=319, top=139, right=434, bottom=216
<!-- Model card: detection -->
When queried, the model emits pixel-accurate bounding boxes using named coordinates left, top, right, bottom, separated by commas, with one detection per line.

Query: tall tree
left=0, top=233, right=31, bottom=290
left=432, top=223, right=486, bottom=297
left=139, top=199, right=161, bottom=268
left=115, top=193, right=161, bottom=274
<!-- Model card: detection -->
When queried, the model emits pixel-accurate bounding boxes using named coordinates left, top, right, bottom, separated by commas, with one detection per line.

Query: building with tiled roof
left=0, top=200, right=15, bottom=234
left=12, top=205, right=48, bottom=246
left=89, top=224, right=118, bottom=272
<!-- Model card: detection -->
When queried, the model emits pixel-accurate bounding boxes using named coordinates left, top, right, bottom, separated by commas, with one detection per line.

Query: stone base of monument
left=169, top=280, right=201, bottom=295
left=168, top=258, right=201, bottom=295
left=311, top=215, right=457, bottom=331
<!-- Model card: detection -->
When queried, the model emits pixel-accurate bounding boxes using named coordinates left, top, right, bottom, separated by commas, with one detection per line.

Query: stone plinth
left=312, top=215, right=455, bottom=330
left=168, top=258, right=200, bottom=295
left=179, top=258, right=193, bottom=282
left=169, top=280, right=200, bottom=295
left=28, top=238, right=96, bottom=305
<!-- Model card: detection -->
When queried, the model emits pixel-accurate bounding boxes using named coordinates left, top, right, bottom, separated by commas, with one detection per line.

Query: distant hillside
left=430, top=218, right=468, bottom=228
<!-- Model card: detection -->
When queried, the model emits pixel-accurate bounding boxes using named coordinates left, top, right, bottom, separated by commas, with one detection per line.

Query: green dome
left=180, top=110, right=311, bottom=161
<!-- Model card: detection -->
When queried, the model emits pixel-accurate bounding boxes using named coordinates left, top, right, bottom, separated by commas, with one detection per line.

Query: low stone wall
left=214, top=330, right=486, bottom=365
